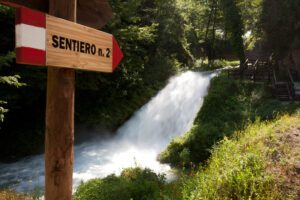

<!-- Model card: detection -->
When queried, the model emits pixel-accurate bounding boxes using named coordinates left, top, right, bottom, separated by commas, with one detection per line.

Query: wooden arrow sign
left=15, top=7, right=123, bottom=73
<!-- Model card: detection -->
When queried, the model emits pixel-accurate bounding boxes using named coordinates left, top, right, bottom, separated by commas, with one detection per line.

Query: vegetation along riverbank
left=72, top=73, right=300, bottom=200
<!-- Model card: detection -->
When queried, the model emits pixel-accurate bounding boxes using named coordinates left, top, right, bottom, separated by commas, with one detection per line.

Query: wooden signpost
left=0, top=0, right=123, bottom=199
left=15, top=6, right=123, bottom=72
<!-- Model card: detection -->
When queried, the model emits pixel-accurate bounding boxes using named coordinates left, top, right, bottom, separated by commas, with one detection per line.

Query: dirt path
left=270, top=120, right=300, bottom=199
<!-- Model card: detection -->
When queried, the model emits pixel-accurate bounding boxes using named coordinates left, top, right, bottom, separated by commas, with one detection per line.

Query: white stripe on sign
left=16, top=24, right=46, bottom=50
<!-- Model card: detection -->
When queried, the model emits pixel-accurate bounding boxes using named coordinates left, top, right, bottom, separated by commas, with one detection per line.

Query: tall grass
left=181, top=115, right=300, bottom=200
left=0, top=190, right=30, bottom=200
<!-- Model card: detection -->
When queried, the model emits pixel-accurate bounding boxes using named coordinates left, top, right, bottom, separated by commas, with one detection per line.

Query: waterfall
left=0, top=71, right=217, bottom=193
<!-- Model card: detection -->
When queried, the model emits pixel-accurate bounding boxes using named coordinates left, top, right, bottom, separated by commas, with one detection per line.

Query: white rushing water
left=0, top=71, right=217, bottom=193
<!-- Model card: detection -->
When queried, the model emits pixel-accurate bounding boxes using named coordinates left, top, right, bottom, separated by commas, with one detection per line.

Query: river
left=0, top=70, right=217, bottom=193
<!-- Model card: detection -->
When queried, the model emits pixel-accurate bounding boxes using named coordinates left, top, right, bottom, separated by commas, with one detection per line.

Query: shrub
left=73, top=167, right=166, bottom=200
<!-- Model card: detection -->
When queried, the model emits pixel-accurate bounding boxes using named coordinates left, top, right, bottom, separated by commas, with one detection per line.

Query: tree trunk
left=202, top=0, right=215, bottom=64
left=210, top=5, right=217, bottom=63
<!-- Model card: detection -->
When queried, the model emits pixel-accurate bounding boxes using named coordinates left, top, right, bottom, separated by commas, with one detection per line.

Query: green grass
left=192, top=59, right=240, bottom=71
left=0, top=187, right=43, bottom=200
left=181, top=114, right=300, bottom=200
left=0, top=190, right=31, bottom=200
left=73, top=114, right=300, bottom=200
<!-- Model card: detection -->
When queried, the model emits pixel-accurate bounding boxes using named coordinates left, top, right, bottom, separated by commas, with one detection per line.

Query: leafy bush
left=73, top=167, right=166, bottom=200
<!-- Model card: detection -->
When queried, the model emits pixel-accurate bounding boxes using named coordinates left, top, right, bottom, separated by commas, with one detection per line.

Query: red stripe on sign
left=15, top=7, right=46, bottom=28
left=16, top=47, right=46, bottom=66
left=112, top=36, right=124, bottom=72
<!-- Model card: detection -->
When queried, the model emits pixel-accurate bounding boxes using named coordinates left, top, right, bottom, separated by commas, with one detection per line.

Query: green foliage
left=0, top=51, right=25, bottom=124
left=0, top=75, right=25, bottom=88
left=261, top=0, right=300, bottom=58
left=159, top=73, right=300, bottom=167
left=75, top=0, right=192, bottom=128
left=0, top=51, right=15, bottom=69
left=0, top=5, right=14, bottom=53
left=237, top=0, right=264, bottom=50
left=74, top=176, right=131, bottom=200
left=73, top=168, right=166, bottom=200
left=237, top=0, right=263, bottom=33
left=0, top=0, right=294, bottom=163
left=0, top=101, right=8, bottom=123
left=181, top=116, right=299, bottom=200
left=220, top=0, right=245, bottom=63
left=74, top=115, right=300, bottom=200
left=193, top=59, right=240, bottom=71
left=0, top=0, right=193, bottom=159
left=0, top=6, right=47, bottom=159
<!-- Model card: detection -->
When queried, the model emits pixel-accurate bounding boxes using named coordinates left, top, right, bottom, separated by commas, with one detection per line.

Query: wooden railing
left=227, top=53, right=298, bottom=101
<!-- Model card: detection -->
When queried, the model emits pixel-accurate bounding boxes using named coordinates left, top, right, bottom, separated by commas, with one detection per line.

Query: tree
left=261, top=0, right=300, bottom=59
left=220, top=0, right=245, bottom=66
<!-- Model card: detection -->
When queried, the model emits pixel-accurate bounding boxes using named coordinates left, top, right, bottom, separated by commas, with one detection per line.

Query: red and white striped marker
left=15, top=7, right=123, bottom=73
left=15, top=6, right=46, bottom=66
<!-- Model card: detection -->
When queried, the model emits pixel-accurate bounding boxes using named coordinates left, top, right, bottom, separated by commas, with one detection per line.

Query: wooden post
left=45, top=0, right=76, bottom=199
